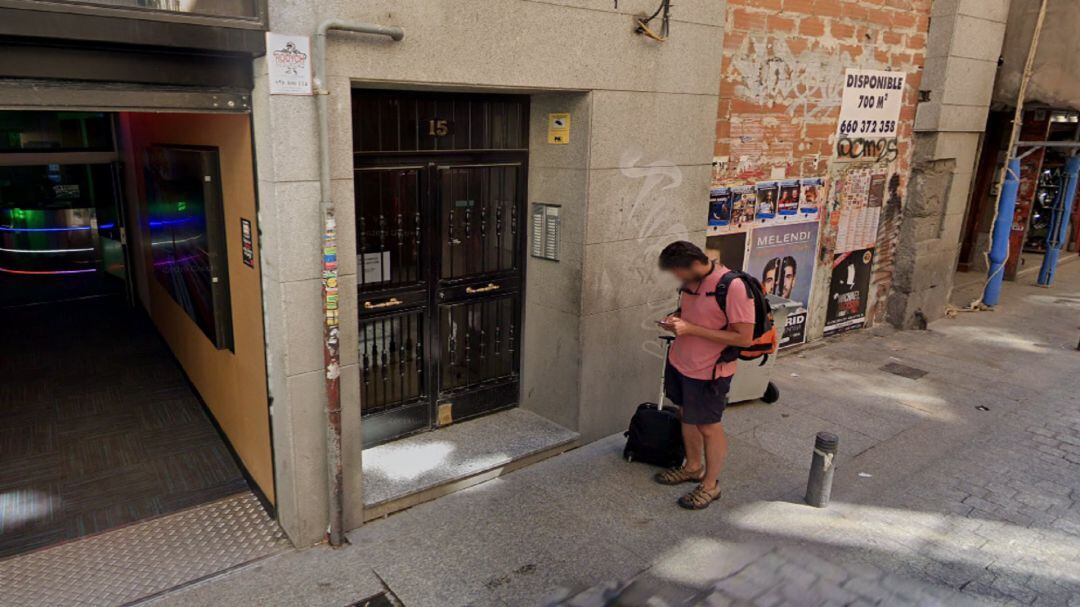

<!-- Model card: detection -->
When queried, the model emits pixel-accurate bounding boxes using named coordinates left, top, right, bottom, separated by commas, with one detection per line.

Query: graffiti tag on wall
left=835, top=137, right=899, bottom=163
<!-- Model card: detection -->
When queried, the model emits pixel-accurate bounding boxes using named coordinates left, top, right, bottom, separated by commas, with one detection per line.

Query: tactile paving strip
left=0, top=492, right=289, bottom=607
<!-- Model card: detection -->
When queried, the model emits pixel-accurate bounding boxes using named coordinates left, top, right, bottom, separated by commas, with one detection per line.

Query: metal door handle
left=465, top=283, right=500, bottom=294
left=364, top=297, right=402, bottom=310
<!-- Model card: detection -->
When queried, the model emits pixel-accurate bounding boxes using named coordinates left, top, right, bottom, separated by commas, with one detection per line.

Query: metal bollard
left=805, top=432, right=838, bottom=508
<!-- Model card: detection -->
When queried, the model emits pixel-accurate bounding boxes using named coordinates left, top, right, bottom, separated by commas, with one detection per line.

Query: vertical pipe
left=1038, top=156, right=1080, bottom=286
left=984, top=159, right=1021, bottom=306
left=313, top=19, right=403, bottom=547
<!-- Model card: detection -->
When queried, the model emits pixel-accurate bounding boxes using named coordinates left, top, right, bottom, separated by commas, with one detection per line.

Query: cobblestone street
left=147, top=262, right=1080, bottom=607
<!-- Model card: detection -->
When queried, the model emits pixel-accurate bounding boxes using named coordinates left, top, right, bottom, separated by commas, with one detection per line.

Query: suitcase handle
left=657, top=336, right=673, bottom=411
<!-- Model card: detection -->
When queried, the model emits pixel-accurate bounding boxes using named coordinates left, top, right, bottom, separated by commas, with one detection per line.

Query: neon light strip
left=151, top=235, right=201, bottom=247
left=0, top=247, right=95, bottom=254
left=0, top=267, right=97, bottom=275
left=152, top=253, right=203, bottom=267
left=149, top=218, right=197, bottom=228
left=0, top=225, right=92, bottom=232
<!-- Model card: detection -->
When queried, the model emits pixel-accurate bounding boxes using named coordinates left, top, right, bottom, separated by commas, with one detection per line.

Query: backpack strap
left=709, top=270, right=739, bottom=318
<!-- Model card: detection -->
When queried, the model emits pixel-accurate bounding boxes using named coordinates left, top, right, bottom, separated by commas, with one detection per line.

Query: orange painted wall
left=118, top=112, right=274, bottom=504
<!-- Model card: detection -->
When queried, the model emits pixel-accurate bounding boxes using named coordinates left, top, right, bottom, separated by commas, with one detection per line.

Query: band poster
left=745, top=222, right=819, bottom=348
left=824, top=247, right=875, bottom=336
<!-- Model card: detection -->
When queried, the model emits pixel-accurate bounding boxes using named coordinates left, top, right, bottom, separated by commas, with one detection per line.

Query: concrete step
left=362, top=407, right=579, bottom=521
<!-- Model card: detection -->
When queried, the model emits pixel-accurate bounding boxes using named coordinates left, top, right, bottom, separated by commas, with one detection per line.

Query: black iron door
left=354, top=90, right=528, bottom=447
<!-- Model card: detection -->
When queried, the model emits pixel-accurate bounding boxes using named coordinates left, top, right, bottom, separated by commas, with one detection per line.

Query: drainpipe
left=313, top=19, right=404, bottom=547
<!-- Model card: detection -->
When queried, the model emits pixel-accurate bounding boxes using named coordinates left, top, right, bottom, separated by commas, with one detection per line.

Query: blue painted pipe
left=1037, top=156, right=1080, bottom=286
left=984, top=159, right=1021, bottom=306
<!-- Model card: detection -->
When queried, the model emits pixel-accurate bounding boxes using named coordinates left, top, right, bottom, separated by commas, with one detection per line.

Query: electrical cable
left=635, top=0, right=671, bottom=42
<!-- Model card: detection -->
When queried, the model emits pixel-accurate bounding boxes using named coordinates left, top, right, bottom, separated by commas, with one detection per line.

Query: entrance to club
left=0, top=110, right=274, bottom=557
left=353, top=90, right=529, bottom=447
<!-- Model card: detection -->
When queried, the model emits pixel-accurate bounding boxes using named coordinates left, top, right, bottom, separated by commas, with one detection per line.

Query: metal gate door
left=353, top=90, right=528, bottom=447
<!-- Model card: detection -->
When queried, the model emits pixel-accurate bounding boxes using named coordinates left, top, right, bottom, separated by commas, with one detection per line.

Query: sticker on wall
left=777, top=179, right=800, bottom=216
left=547, top=113, right=571, bottom=144
left=755, top=181, right=778, bottom=220
left=267, top=33, right=312, bottom=96
left=824, top=247, right=875, bottom=336
left=836, top=68, right=906, bottom=139
left=240, top=218, right=254, bottom=268
left=799, top=178, right=824, bottom=215
left=708, top=187, right=731, bottom=227
left=746, top=222, right=820, bottom=348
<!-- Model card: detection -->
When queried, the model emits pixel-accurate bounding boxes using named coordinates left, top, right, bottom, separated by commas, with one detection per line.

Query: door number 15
left=427, top=119, right=451, bottom=137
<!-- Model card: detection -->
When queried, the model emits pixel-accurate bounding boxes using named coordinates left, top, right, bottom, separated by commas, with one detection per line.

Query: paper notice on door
left=359, top=251, right=391, bottom=284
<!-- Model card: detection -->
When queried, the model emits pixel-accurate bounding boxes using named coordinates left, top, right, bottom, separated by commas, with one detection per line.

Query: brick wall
left=716, top=0, right=929, bottom=183
left=713, top=0, right=932, bottom=334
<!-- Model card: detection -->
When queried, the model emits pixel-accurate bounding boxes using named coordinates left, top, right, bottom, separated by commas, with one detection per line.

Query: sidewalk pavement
left=146, top=260, right=1080, bottom=607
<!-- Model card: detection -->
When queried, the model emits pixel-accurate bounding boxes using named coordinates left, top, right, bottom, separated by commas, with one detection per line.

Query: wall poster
left=832, top=165, right=884, bottom=254
left=800, top=177, right=823, bottom=215
left=705, top=231, right=747, bottom=272
left=836, top=69, right=906, bottom=139
left=708, top=187, right=731, bottom=227
left=756, top=181, right=778, bottom=220
left=745, top=221, right=819, bottom=348
left=825, top=247, right=875, bottom=336
left=730, top=185, right=757, bottom=228
left=777, top=179, right=801, bottom=216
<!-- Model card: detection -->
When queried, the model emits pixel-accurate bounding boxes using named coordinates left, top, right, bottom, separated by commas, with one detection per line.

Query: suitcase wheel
left=762, top=381, right=780, bottom=404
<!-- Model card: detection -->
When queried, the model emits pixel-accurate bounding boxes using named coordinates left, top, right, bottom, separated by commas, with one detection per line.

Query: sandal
left=678, top=483, right=722, bottom=510
left=654, top=465, right=704, bottom=486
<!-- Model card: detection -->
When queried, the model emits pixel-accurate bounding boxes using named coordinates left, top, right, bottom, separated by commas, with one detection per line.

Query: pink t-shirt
left=668, top=265, right=757, bottom=380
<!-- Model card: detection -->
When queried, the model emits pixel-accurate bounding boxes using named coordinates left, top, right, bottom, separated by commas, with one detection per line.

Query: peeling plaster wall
left=995, top=0, right=1080, bottom=112
left=714, top=0, right=930, bottom=338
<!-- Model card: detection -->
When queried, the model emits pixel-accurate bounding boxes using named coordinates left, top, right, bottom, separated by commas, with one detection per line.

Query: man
left=656, top=241, right=756, bottom=510
left=779, top=256, right=797, bottom=299
left=760, top=257, right=780, bottom=295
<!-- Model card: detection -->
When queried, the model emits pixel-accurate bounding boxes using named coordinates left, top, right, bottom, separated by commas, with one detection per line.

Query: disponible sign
left=836, top=69, right=906, bottom=138
left=267, top=32, right=312, bottom=95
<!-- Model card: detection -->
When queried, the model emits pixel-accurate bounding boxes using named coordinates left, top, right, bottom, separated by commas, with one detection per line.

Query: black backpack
left=711, top=270, right=774, bottom=364
left=623, top=402, right=684, bottom=468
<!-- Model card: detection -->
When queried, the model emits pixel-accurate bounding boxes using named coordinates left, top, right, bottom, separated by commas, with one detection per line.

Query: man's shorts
left=664, top=360, right=732, bottom=425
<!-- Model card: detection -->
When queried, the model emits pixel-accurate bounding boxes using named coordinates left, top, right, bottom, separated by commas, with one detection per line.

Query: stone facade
left=891, top=0, right=1011, bottom=325
left=254, top=0, right=727, bottom=546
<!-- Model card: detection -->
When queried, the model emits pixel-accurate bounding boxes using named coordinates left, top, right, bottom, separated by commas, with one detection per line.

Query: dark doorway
left=0, top=296, right=249, bottom=558
left=352, top=90, right=529, bottom=447
left=0, top=110, right=269, bottom=558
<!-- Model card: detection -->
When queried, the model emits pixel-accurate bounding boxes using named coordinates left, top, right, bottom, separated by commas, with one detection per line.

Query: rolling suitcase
left=623, top=336, right=685, bottom=468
